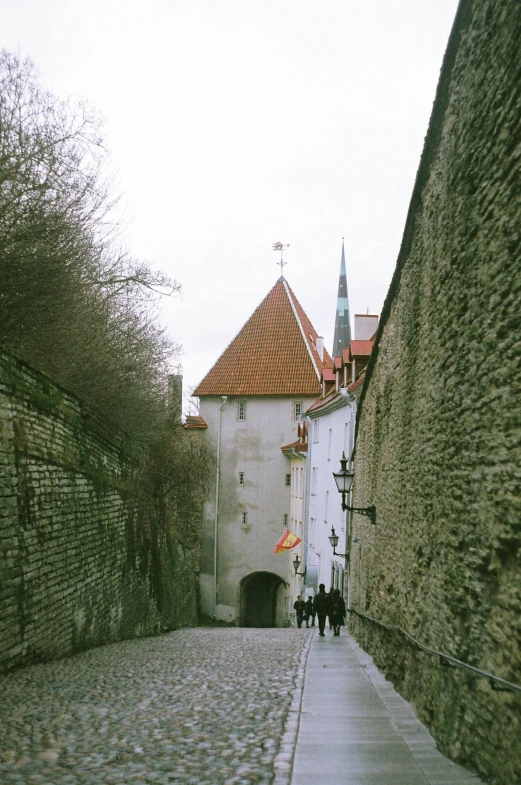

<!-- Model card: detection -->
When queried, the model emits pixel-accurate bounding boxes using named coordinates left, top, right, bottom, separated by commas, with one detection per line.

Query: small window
left=238, top=401, right=246, bottom=421
left=311, top=467, right=317, bottom=495
left=285, top=473, right=291, bottom=487
left=312, top=418, right=320, bottom=443
left=239, top=472, right=244, bottom=486
left=241, top=512, right=248, bottom=525
left=310, top=518, right=316, bottom=547
left=327, top=429, right=332, bottom=461
left=294, top=402, right=302, bottom=421
left=284, top=513, right=288, bottom=526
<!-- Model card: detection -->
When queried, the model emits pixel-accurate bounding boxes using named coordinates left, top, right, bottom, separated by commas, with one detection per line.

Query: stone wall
left=349, top=3, right=521, bottom=785
left=0, top=350, right=198, bottom=674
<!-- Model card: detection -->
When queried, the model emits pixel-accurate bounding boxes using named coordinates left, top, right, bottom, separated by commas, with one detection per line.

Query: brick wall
left=349, top=3, right=521, bottom=785
left=0, top=350, right=198, bottom=674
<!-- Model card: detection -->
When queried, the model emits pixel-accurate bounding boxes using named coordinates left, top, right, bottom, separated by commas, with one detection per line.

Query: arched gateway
left=239, top=571, right=287, bottom=627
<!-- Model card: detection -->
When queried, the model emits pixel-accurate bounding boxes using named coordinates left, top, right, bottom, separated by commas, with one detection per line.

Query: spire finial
left=273, top=242, right=290, bottom=276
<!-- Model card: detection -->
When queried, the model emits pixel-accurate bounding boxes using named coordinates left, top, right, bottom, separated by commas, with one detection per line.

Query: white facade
left=282, top=438, right=308, bottom=622
left=198, top=395, right=317, bottom=625
left=304, top=391, right=356, bottom=601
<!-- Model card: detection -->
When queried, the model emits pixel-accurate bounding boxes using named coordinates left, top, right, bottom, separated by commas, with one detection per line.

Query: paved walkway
left=0, top=627, right=488, bottom=785
left=290, top=628, right=486, bottom=785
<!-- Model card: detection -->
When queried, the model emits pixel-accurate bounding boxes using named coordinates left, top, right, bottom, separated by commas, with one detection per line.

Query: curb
left=272, top=629, right=314, bottom=785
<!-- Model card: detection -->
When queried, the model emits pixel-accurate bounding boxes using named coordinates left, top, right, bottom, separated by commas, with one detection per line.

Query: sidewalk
left=290, top=629, right=486, bottom=785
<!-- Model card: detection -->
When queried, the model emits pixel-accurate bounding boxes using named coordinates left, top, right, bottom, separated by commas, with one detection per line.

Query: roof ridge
left=282, top=279, right=321, bottom=383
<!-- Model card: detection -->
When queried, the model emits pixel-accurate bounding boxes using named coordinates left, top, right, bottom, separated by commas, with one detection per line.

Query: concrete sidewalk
left=290, top=629, right=486, bottom=785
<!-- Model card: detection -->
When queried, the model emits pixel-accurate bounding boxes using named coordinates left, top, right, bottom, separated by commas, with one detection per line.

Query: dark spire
left=332, top=239, right=351, bottom=358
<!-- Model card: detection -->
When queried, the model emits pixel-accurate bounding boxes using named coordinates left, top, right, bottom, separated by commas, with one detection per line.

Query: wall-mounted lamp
left=293, top=553, right=306, bottom=576
left=328, top=526, right=349, bottom=559
left=333, top=453, right=376, bottom=525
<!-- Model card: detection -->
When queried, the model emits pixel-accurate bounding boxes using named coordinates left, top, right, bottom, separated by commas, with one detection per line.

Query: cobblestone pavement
left=0, top=628, right=310, bottom=785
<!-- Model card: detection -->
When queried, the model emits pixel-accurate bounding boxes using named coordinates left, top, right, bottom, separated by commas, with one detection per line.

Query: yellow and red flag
left=274, top=529, right=301, bottom=554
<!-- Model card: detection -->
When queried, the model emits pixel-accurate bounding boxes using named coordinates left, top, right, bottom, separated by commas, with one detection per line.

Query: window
left=239, top=472, right=244, bottom=486
left=284, top=513, right=288, bottom=526
left=310, top=517, right=316, bottom=548
left=241, top=512, right=248, bottom=526
left=344, top=420, right=350, bottom=455
left=311, top=467, right=317, bottom=495
left=285, top=473, right=291, bottom=487
left=294, top=402, right=302, bottom=421
left=312, top=418, right=320, bottom=443
left=299, top=467, right=304, bottom=498
left=237, top=401, right=246, bottom=421
left=327, top=429, right=332, bottom=461
left=324, top=490, right=329, bottom=522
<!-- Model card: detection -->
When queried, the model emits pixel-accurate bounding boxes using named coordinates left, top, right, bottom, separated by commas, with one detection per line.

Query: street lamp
left=332, top=453, right=376, bottom=525
left=293, top=553, right=306, bottom=576
left=328, top=526, right=349, bottom=558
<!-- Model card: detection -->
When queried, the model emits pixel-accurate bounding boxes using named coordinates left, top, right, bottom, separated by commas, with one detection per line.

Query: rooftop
left=194, top=278, right=333, bottom=396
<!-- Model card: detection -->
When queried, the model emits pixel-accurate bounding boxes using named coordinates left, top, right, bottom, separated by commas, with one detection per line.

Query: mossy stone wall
left=350, top=4, right=521, bottom=785
left=0, top=350, right=197, bottom=674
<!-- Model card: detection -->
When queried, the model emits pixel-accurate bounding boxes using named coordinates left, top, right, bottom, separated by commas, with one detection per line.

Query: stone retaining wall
left=350, top=3, right=521, bottom=785
left=0, top=350, right=198, bottom=674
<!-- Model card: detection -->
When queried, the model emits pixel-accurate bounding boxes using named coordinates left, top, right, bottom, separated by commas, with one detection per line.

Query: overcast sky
left=2, top=0, right=460, bottom=404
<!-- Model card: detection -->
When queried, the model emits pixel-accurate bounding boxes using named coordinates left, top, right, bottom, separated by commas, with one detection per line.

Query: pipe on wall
left=213, top=395, right=228, bottom=619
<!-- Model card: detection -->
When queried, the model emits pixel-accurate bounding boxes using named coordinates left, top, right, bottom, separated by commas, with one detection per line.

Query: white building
left=304, top=321, right=378, bottom=602
left=193, top=276, right=333, bottom=626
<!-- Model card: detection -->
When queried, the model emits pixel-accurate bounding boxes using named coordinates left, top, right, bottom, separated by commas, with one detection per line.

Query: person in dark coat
left=313, top=584, right=331, bottom=637
left=293, top=595, right=306, bottom=628
left=330, top=588, right=346, bottom=636
left=305, top=596, right=315, bottom=627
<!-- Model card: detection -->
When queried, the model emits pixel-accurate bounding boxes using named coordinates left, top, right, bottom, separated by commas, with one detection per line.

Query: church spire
left=332, top=239, right=351, bottom=358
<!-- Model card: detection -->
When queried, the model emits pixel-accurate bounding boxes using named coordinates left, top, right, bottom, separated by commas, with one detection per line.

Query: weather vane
left=273, top=242, right=290, bottom=274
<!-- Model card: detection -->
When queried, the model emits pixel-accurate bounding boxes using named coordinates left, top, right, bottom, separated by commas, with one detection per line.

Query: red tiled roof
left=348, top=375, right=365, bottom=393
left=305, top=387, right=342, bottom=414
left=342, top=347, right=351, bottom=363
left=281, top=440, right=308, bottom=453
left=183, top=415, right=208, bottom=429
left=350, top=340, right=373, bottom=357
left=322, top=368, right=336, bottom=382
left=334, top=356, right=342, bottom=370
left=194, top=279, right=333, bottom=396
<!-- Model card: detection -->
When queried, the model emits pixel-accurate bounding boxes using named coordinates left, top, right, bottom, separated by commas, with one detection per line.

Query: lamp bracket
left=342, top=498, right=376, bottom=525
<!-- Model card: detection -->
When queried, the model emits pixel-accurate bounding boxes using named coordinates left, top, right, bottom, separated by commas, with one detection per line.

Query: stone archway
left=239, top=571, right=287, bottom=627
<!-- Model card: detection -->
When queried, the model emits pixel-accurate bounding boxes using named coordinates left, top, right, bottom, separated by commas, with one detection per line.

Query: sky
left=2, top=0, right=461, bottom=407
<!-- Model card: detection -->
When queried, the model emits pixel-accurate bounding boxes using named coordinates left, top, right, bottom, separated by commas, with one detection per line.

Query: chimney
left=315, top=336, right=324, bottom=361
left=168, top=374, right=183, bottom=420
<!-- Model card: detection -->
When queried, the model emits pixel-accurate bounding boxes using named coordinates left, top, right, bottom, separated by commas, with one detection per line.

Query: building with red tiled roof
left=194, top=276, right=332, bottom=627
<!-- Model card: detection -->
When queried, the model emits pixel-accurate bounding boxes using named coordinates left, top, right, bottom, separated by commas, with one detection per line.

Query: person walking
left=313, top=584, right=331, bottom=637
left=330, top=588, right=346, bottom=636
left=305, top=596, right=315, bottom=627
left=293, top=595, right=306, bottom=628
left=327, top=586, right=335, bottom=629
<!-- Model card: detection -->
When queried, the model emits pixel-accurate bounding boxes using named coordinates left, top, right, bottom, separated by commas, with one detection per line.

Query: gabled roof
left=194, top=278, right=333, bottom=396
left=322, top=368, right=336, bottom=382
left=350, top=340, right=373, bottom=357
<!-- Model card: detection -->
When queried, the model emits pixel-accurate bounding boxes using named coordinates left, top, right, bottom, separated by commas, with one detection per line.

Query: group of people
left=293, top=584, right=346, bottom=637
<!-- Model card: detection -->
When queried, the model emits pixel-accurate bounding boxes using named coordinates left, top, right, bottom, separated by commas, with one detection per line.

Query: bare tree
left=0, top=50, right=182, bottom=443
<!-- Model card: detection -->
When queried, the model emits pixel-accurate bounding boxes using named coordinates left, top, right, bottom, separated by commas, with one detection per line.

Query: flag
left=274, top=529, right=301, bottom=554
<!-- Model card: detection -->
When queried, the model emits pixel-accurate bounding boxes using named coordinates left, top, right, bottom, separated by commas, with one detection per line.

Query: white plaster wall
left=198, top=395, right=316, bottom=623
left=287, top=451, right=307, bottom=623
left=305, top=396, right=356, bottom=595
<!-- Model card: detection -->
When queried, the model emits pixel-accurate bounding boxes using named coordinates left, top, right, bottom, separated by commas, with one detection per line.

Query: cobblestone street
left=0, top=628, right=308, bottom=785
